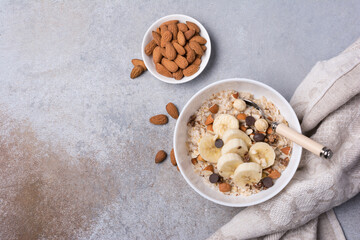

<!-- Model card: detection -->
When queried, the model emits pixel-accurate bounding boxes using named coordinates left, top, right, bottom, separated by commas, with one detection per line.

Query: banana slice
left=217, top=153, right=243, bottom=178
left=233, top=162, right=262, bottom=187
left=199, top=134, right=222, bottom=163
left=222, top=129, right=252, bottom=147
left=213, top=114, right=239, bottom=137
left=221, top=138, right=248, bottom=157
left=249, top=142, right=275, bottom=168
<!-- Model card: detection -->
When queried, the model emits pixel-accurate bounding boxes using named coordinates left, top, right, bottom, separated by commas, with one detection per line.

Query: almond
left=165, top=42, right=177, bottom=61
left=268, top=169, right=281, bottom=179
left=209, top=104, right=219, bottom=114
left=186, top=21, right=200, bottom=33
left=152, top=31, right=161, bottom=46
left=240, top=125, right=247, bottom=132
left=190, top=36, right=207, bottom=44
left=191, top=158, right=198, bottom=165
left=173, top=42, right=186, bottom=55
left=152, top=46, right=162, bottom=64
left=207, top=124, right=213, bottom=132
left=177, top=31, right=186, bottom=46
left=183, top=64, right=199, bottom=76
left=162, top=20, right=179, bottom=25
left=219, top=183, right=231, bottom=192
left=201, top=45, right=207, bottom=52
left=267, top=127, right=273, bottom=134
left=184, top=29, right=195, bottom=40
left=205, top=115, right=214, bottom=125
left=130, top=65, right=144, bottom=79
left=160, top=47, right=166, bottom=57
left=232, top=92, right=239, bottom=98
left=237, top=113, right=247, bottom=121
left=197, top=155, right=205, bottom=162
left=160, top=24, right=168, bottom=35
left=155, top=63, right=172, bottom=78
left=160, top=30, right=172, bottom=48
left=177, top=22, right=188, bottom=32
left=161, top=58, right=178, bottom=73
left=166, top=102, right=179, bottom=119
left=193, top=57, right=201, bottom=65
left=149, top=114, right=168, bottom=125
left=170, top=148, right=177, bottom=166
left=155, top=150, right=167, bottom=163
left=203, top=165, right=214, bottom=172
left=173, top=69, right=184, bottom=80
left=144, top=40, right=157, bottom=56
left=131, top=59, right=147, bottom=70
left=174, top=55, right=188, bottom=69
left=167, top=23, right=178, bottom=40
left=189, top=41, right=204, bottom=56
left=281, top=146, right=291, bottom=155
left=267, top=116, right=273, bottom=121
left=184, top=44, right=196, bottom=64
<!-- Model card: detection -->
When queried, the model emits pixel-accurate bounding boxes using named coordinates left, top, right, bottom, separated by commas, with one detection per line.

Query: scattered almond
left=280, top=157, right=289, bottom=166
left=130, top=65, right=145, bottom=79
left=267, top=116, right=273, bottom=121
left=232, top=92, right=239, bottom=98
left=166, top=102, right=179, bottom=119
left=209, top=104, right=219, bottom=114
left=183, top=63, right=199, bottom=76
left=219, top=183, right=231, bottom=192
left=237, top=113, right=247, bottom=120
left=173, top=69, right=184, bottom=80
left=149, top=114, right=168, bottom=125
left=203, top=165, right=214, bottom=172
left=170, top=148, right=177, bottom=166
left=197, top=155, right=205, bottom=162
left=155, top=150, right=167, bottom=163
left=205, top=115, right=214, bottom=125
left=281, top=146, right=291, bottom=155
left=191, top=158, right=198, bottom=165
left=268, top=169, right=281, bottom=179
left=131, top=59, right=147, bottom=70
left=240, top=125, right=247, bottom=132
left=161, top=58, right=178, bottom=73
left=186, top=21, right=200, bottom=33
left=174, top=55, right=188, bottom=69
left=207, top=124, right=213, bottom=132
left=267, top=127, right=273, bottom=134
left=144, top=40, right=157, bottom=56
left=156, top=63, right=172, bottom=77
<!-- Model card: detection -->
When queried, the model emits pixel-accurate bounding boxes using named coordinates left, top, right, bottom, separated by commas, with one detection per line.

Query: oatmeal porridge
left=186, top=90, right=292, bottom=196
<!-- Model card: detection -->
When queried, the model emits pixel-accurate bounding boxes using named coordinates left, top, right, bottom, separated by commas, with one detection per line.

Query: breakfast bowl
left=141, top=14, right=211, bottom=84
left=174, top=78, right=302, bottom=207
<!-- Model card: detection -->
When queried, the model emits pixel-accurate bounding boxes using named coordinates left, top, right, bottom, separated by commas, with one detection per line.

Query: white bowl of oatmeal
left=174, top=78, right=302, bottom=207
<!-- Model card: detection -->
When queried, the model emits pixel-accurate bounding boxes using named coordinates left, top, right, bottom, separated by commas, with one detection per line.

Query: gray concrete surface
left=0, top=0, right=359, bottom=239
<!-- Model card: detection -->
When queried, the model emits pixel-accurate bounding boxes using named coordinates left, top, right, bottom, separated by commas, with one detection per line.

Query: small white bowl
left=141, top=14, right=211, bottom=84
left=174, top=78, right=302, bottom=207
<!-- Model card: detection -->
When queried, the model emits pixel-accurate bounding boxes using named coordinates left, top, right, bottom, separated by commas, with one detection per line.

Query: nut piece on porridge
left=186, top=90, right=292, bottom=196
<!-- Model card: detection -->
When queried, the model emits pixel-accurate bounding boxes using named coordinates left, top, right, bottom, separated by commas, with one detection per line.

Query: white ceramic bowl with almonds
left=142, top=14, right=211, bottom=84
left=174, top=78, right=302, bottom=207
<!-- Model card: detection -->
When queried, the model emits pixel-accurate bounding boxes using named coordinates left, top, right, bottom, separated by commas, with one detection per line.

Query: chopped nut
left=268, top=134, right=278, bottom=144
left=187, top=114, right=196, bottom=127
left=191, top=158, right=198, bottom=165
left=280, top=157, right=289, bottom=166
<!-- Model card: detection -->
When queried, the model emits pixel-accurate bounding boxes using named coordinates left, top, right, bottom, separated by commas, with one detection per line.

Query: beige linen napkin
left=209, top=38, right=360, bottom=240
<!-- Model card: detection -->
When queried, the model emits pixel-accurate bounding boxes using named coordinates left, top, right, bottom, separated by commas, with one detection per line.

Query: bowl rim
left=174, top=78, right=302, bottom=207
left=141, top=14, right=211, bottom=84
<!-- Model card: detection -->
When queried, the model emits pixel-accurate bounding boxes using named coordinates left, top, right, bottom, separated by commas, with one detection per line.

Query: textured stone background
left=0, top=0, right=359, bottom=239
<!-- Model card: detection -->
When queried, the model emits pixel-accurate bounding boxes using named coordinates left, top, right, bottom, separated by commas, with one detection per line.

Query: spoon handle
left=272, top=123, right=333, bottom=159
